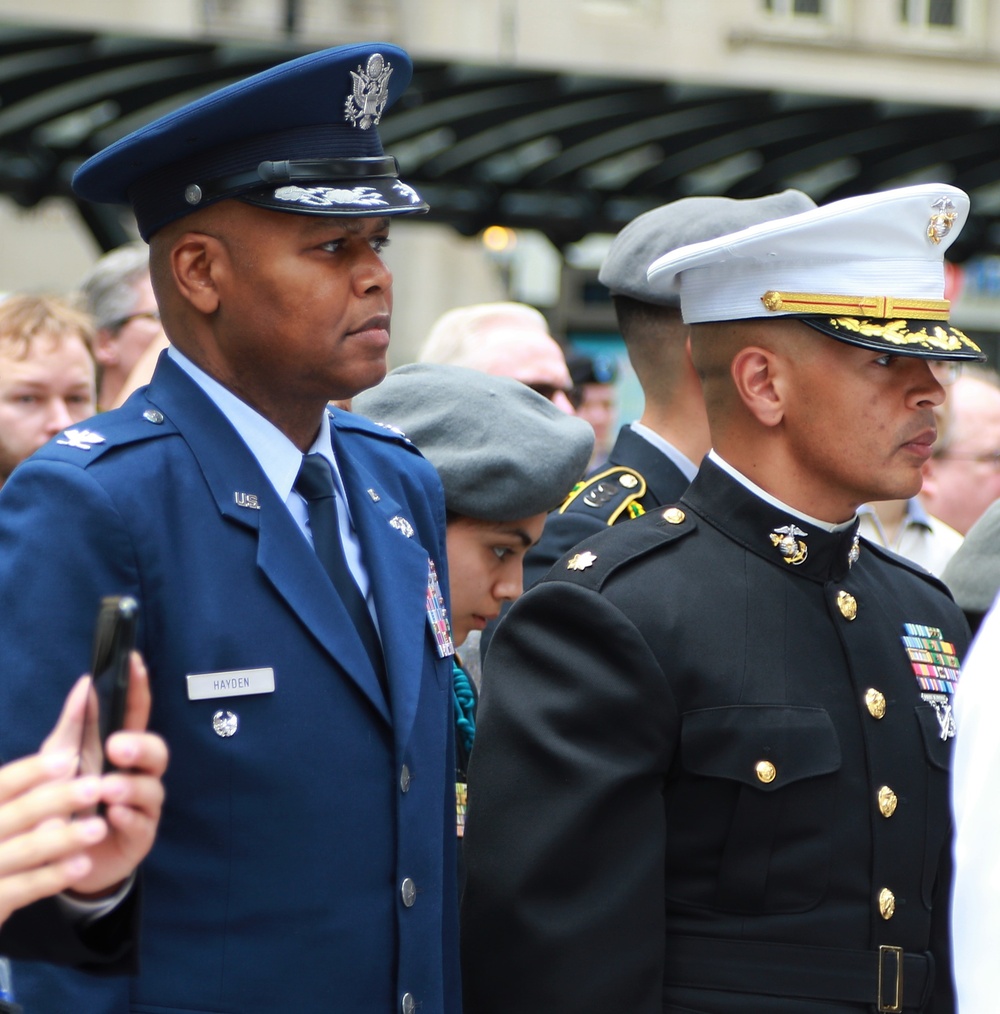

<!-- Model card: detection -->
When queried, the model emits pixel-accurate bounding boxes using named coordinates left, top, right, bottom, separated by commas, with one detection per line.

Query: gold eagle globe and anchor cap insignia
left=770, top=524, right=808, bottom=565
left=927, top=196, right=958, bottom=244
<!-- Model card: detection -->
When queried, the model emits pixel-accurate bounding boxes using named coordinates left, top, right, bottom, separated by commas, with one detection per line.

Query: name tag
left=186, top=667, right=276, bottom=701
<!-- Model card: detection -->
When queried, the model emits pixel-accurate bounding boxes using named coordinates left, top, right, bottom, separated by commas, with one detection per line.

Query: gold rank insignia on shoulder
left=770, top=524, right=808, bottom=565
left=567, top=551, right=597, bottom=571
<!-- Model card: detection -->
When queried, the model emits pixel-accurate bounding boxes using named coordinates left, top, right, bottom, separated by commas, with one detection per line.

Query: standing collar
left=687, top=456, right=862, bottom=582
left=708, top=449, right=857, bottom=534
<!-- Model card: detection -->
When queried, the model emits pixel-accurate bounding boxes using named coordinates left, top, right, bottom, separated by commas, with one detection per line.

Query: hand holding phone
left=80, top=596, right=139, bottom=777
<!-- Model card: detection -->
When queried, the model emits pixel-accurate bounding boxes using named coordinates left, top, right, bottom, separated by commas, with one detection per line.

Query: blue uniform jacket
left=0, top=355, right=461, bottom=1014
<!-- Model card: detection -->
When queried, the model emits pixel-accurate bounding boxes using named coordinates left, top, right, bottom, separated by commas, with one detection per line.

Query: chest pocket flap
left=681, top=705, right=841, bottom=791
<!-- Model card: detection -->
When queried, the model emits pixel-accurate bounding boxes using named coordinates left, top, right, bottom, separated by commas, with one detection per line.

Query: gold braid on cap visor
left=761, top=291, right=950, bottom=319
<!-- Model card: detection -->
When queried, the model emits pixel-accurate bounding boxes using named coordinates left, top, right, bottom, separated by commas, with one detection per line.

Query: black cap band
left=186, top=156, right=402, bottom=206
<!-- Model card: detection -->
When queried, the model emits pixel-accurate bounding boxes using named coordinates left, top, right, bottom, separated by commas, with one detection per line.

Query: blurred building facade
left=1, top=0, right=1000, bottom=363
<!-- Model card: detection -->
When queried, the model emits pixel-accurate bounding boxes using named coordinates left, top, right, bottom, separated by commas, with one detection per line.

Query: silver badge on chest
left=212, top=710, right=239, bottom=738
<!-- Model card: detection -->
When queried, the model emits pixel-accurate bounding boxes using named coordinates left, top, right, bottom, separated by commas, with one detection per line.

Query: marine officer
left=519, top=190, right=816, bottom=591
left=462, top=183, right=980, bottom=1014
left=0, top=45, right=460, bottom=1013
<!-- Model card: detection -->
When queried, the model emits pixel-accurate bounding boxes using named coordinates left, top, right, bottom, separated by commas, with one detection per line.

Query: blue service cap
left=72, top=43, right=428, bottom=241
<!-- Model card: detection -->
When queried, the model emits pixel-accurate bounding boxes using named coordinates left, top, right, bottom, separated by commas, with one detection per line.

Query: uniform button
left=400, top=764, right=411, bottom=793
left=142, top=408, right=164, bottom=424
left=836, top=590, right=858, bottom=620
left=878, top=887, right=896, bottom=920
left=877, top=785, right=898, bottom=818
left=865, top=688, right=887, bottom=719
left=755, top=760, right=776, bottom=784
left=400, top=877, right=417, bottom=907
left=663, top=507, right=685, bottom=524
left=401, top=993, right=415, bottom=1014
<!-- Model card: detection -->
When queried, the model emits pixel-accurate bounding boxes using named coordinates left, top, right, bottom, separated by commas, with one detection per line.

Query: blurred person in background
left=418, top=301, right=576, bottom=414
left=566, top=350, right=617, bottom=470
left=920, top=366, right=1000, bottom=535
left=79, top=242, right=166, bottom=411
left=940, top=496, right=1000, bottom=636
left=0, top=294, right=96, bottom=491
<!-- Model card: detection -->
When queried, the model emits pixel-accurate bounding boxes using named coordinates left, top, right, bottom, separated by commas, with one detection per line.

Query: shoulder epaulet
left=332, top=408, right=423, bottom=455
left=860, top=537, right=953, bottom=596
left=34, top=403, right=177, bottom=468
left=557, top=465, right=648, bottom=525
left=555, top=502, right=696, bottom=590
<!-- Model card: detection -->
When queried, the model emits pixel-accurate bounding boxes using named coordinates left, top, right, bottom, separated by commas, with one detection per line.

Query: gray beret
left=353, top=363, right=594, bottom=521
left=598, top=190, right=817, bottom=306
left=941, top=499, right=1000, bottom=613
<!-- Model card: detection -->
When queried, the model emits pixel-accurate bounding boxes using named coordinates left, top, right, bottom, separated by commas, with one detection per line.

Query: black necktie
left=294, top=453, right=387, bottom=697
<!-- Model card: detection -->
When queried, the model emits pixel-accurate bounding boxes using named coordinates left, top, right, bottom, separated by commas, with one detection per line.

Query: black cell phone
left=80, top=596, right=139, bottom=776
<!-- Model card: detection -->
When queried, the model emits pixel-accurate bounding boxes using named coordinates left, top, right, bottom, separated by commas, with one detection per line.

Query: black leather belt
left=663, top=934, right=934, bottom=1012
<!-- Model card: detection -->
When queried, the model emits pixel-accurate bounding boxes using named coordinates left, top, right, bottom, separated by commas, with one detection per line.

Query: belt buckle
left=878, top=944, right=904, bottom=1013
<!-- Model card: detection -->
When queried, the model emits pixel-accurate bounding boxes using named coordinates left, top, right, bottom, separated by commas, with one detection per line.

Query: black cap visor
left=800, top=315, right=985, bottom=362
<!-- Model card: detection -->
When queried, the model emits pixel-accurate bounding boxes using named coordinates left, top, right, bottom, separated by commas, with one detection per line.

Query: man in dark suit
left=462, top=184, right=981, bottom=1013
left=522, top=191, right=815, bottom=590
left=0, top=44, right=459, bottom=1013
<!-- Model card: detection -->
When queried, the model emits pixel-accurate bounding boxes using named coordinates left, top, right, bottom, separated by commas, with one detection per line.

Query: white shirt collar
left=629, top=421, right=699, bottom=481
left=167, top=346, right=346, bottom=501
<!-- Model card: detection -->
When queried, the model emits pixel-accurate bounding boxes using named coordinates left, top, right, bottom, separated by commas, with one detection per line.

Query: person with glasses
left=0, top=294, right=97, bottom=491
left=417, top=302, right=577, bottom=415
left=79, top=242, right=167, bottom=410
left=921, top=366, right=1000, bottom=536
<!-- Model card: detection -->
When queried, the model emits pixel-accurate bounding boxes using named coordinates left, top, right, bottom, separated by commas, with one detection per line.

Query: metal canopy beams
left=0, top=23, right=998, bottom=258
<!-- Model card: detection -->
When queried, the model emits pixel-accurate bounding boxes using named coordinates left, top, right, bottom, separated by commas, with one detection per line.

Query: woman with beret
left=353, top=362, right=594, bottom=837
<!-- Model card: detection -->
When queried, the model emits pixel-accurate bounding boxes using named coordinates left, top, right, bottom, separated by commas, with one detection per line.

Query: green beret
left=942, top=499, right=1000, bottom=613
left=353, top=363, right=594, bottom=521
left=598, top=190, right=816, bottom=307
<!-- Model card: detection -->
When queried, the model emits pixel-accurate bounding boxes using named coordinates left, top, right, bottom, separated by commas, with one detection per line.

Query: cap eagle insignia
left=344, top=54, right=393, bottom=130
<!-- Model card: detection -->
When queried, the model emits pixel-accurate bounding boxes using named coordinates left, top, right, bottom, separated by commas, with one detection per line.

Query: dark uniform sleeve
left=0, top=890, right=138, bottom=973
left=461, top=581, right=678, bottom=1014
